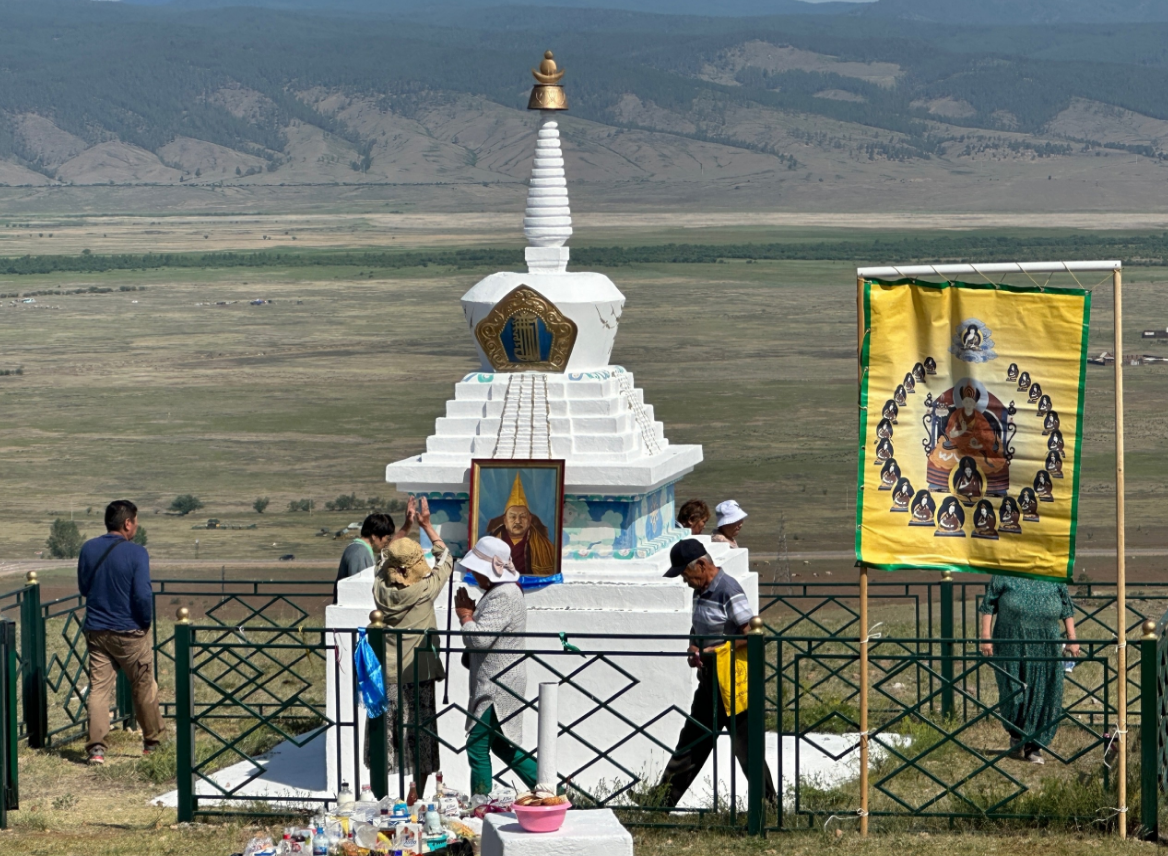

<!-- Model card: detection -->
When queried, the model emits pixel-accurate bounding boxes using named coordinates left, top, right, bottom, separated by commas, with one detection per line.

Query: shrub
left=324, top=495, right=408, bottom=513
left=287, top=499, right=314, bottom=513
left=169, top=494, right=205, bottom=515
left=46, top=519, right=83, bottom=558
left=132, top=525, right=147, bottom=547
left=325, top=493, right=361, bottom=512
left=253, top=496, right=270, bottom=514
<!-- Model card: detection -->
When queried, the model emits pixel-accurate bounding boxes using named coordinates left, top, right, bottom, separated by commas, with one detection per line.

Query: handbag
left=354, top=629, right=387, bottom=718
left=715, top=642, right=751, bottom=717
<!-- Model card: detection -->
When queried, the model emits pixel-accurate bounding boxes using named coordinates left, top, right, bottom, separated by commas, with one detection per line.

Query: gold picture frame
left=469, top=458, right=566, bottom=580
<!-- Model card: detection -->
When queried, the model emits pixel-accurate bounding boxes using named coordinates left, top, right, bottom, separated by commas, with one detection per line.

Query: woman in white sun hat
left=453, top=536, right=539, bottom=795
left=711, top=500, right=748, bottom=548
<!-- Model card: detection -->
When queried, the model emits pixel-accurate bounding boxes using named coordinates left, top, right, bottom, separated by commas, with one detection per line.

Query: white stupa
left=328, top=51, right=757, bottom=801
left=385, top=52, right=710, bottom=567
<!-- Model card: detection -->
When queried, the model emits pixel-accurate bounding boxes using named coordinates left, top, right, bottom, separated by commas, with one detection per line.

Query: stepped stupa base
left=325, top=537, right=755, bottom=798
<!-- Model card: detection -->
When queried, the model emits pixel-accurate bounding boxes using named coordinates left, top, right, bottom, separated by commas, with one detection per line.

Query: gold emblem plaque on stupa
left=474, top=285, right=578, bottom=372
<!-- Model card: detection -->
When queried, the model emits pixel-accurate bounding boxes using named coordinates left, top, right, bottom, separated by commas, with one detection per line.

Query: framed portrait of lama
left=469, top=459, right=565, bottom=582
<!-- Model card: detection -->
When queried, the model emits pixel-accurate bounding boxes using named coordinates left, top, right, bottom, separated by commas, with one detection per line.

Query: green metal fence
left=9, top=576, right=333, bottom=750
left=1140, top=613, right=1168, bottom=840
left=172, top=617, right=763, bottom=828
left=760, top=578, right=1168, bottom=719
left=166, top=610, right=1168, bottom=835
left=0, top=619, right=19, bottom=829
left=769, top=635, right=1121, bottom=831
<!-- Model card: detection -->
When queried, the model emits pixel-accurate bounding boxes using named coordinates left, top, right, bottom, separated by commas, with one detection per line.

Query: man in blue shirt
left=655, top=538, right=776, bottom=807
left=77, top=500, right=164, bottom=764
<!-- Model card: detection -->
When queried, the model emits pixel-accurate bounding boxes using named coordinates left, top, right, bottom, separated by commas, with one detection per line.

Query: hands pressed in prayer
left=455, top=586, right=476, bottom=625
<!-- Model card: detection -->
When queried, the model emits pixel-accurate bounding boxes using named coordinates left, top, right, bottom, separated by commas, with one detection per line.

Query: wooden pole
left=1114, top=268, right=1127, bottom=838
left=859, top=565, right=870, bottom=836
left=856, top=274, right=869, bottom=836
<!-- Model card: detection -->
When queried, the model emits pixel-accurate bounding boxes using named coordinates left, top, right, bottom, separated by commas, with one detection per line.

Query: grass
left=630, top=829, right=1162, bottom=856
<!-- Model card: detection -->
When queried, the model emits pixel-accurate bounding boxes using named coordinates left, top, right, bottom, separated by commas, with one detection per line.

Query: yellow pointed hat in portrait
left=506, top=473, right=529, bottom=511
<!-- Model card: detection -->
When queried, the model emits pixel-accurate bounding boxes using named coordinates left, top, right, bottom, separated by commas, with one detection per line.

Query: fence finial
left=176, top=607, right=190, bottom=624
left=748, top=616, right=765, bottom=635
left=941, top=570, right=953, bottom=582
left=1142, top=619, right=1157, bottom=641
left=369, top=610, right=385, bottom=629
left=25, top=571, right=37, bottom=585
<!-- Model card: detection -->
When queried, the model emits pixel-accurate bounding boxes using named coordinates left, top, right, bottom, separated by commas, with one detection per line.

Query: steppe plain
left=1, top=195, right=1165, bottom=600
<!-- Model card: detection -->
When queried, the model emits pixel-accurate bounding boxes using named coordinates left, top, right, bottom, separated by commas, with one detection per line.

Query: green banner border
left=855, top=277, right=1092, bottom=583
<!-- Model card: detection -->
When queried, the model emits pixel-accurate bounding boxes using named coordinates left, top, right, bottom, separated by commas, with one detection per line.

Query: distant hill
left=127, top=0, right=864, bottom=16
left=0, top=0, right=1165, bottom=203
left=124, top=0, right=1168, bottom=22
left=857, top=0, right=1168, bottom=24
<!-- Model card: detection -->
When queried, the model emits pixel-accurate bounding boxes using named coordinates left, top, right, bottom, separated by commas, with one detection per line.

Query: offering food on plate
left=513, top=783, right=568, bottom=807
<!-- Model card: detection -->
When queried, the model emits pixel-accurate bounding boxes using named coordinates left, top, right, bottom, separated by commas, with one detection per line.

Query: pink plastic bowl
left=511, top=800, right=571, bottom=833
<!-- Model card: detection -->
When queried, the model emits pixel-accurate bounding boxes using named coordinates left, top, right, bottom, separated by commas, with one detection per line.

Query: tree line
left=3, top=234, right=1168, bottom=281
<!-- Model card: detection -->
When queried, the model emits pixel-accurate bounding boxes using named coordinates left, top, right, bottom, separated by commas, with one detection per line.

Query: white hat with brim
left=715, top=500, right=748, bottom=528
left=457, top=535, right=521, bottom=583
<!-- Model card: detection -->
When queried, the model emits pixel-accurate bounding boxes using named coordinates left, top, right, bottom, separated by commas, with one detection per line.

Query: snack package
left=244, top=836, right=276, bottom=856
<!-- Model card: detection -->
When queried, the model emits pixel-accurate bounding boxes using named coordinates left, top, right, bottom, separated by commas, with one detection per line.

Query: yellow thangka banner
left=857, top=278, right=1091, bottom=582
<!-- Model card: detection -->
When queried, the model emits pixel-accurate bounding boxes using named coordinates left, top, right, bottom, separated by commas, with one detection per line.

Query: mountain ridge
left=0, top=0, right=1164, bottom=210
left=120, top=0, right=1168, bottom=23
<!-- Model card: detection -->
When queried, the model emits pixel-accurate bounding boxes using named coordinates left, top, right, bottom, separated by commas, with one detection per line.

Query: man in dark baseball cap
left=663, top=538, right=708, bottom=578
left=655, top=538, right=776, bottom=806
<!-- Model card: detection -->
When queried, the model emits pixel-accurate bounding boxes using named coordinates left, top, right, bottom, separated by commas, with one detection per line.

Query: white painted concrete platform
left=482, top=809, right=632, bottom=856
left=153, top=729, right=901, bottom=810
left=153, top=730, right=331, bottom=810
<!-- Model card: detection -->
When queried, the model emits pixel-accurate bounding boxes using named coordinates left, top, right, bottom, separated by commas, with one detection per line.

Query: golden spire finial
left=533, top=51, right=565, bottom=85
left=528, top=49, right=568, bottom=111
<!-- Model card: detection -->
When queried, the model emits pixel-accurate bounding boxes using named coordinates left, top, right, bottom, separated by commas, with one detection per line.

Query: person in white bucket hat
left=454, top=536, right=538, bottom=794
left=711, top=500, right=748, bottom=548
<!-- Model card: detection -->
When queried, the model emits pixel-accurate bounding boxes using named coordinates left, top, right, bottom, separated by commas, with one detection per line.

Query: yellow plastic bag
left=715, top=641, right=750, bottom=716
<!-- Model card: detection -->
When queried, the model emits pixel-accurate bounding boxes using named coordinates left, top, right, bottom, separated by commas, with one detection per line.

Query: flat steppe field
left=0, top=223, right=1165, bottom=596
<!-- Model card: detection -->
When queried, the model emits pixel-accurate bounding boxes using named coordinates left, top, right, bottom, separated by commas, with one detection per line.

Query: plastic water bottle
left=423, top=803, right=443, bottom=836
left=336, top=781, right=355, bottom=813
left=311, top=826, right=329, bottom=856
left=358, top=784, right=377, bottom=804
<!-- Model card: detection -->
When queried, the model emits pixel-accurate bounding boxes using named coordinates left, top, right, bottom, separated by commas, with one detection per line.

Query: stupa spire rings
left=528, top=50, right=568, bottom=111
left=523, top=50, right=572, bottom=272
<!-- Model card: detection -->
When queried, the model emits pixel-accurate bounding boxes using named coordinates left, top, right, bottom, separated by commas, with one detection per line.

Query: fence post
left=20, top=573, right=47, bottom=750
left=747, top=616, right=766, bottom=836
left=174, top=608, right=194, bottom=823
left=367, top=611, right=389, bottom=801
left=117, top=671, right=136, bottom=731
left=939, top=571, right=954, bottom=719
left=1139, top=619, right=1159, bottom=841
left=0, top=618, right=17, bottom=828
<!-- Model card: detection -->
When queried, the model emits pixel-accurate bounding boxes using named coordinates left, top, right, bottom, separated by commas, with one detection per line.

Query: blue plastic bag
left=354, top=628, right=387, bottom=719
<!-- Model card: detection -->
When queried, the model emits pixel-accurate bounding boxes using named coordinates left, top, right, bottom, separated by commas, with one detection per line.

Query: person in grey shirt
left=334, top=501, right=414, bottom=599
left=454, top=535, right=538, bottom=795
left=654, top=538, right=776, bottom=807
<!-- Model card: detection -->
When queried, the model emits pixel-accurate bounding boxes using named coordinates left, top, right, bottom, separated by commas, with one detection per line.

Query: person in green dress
left=978, top=575, right=1080, bottom=764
